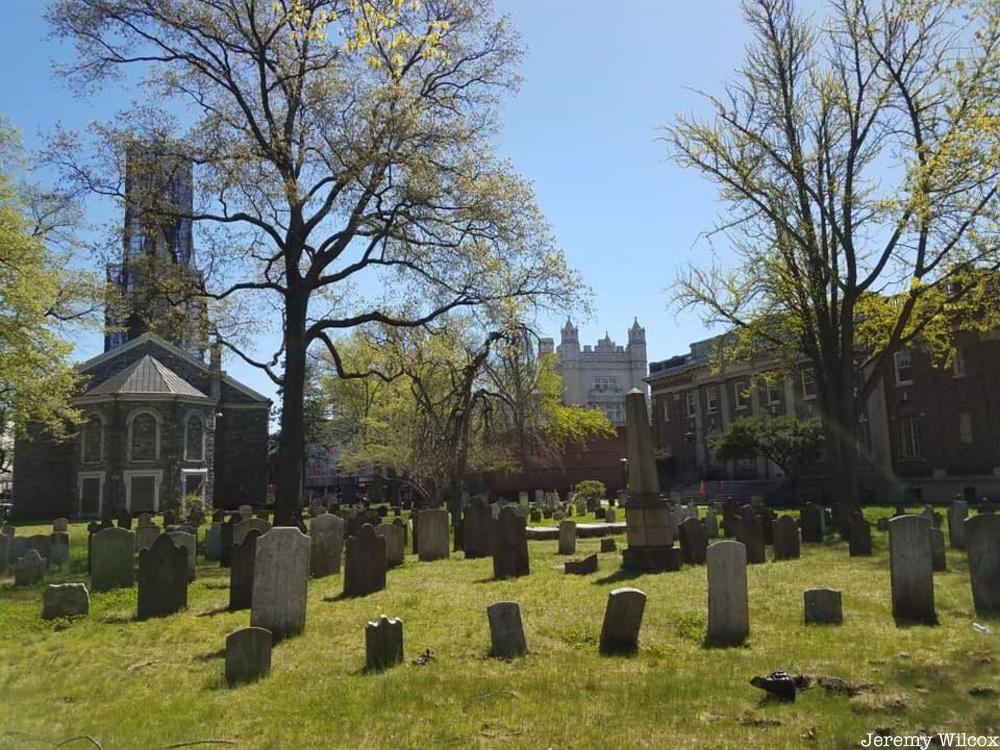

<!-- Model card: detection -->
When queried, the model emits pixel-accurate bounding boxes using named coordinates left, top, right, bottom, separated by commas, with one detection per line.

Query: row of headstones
left=2, top=529, right=71, bottom=586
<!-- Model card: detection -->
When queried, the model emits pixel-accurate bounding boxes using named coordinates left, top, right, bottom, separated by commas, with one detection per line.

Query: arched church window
left=185, top=413, right=205, bottom=461
left=82, top=414, right=103, bottom=463
left=129, top=411, right=159, bottom=461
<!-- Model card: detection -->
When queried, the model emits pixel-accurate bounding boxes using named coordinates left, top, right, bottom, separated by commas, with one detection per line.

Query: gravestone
left=704, top=511, right=718, bottom=539
left=163, top=510, right=176, bottom=527
left=965, top=514, right=1000, bottom=617
left=492, top=506, right=530, bottom=579
left=0, top=534, right=8, bottom=576
left=736, top=508, right=765, bottom=565
left=417, top=509, right=449, bottom=562
left=721, top=502, right=740, bottom=538
left=849, top=515, right=873, bottom=557
left=27, top=536, right=51, bottom=569
left=558, top=521, right=577, bottom=555
left=251, top=527, right=311, bottom=640
left=600, top=538, right=617, bottom=553
left=876, top=517, right=890, bottom=532
left=42, top=583, right=90, bottom=620
left=205, top=522, right=222, bottom=561
left=801, top=504, right=825, bottom=543
left=930, top=528, right=947, bottom=571
left=564, top=553, right=598, bottom=575
left=229, top=529, right=261, bottom=611
left=889, top=515, right=936, bottom=624
left=91, top=527, right=134, bottom=592
left=804, top=588, right=843, bottom=624
left=135, top=523, right=160, bottom=552
left=772, top=516, right=800, bottom=561
left=212, top=510, right=226, bottom=523
left=138, top=513, right=153, bottom=526
left=219, top=517, right=237, bottom=568
left=52, top=518, right=69, bottom=533
left=238, top=504, right=253, bottom=520
left=462, top=501, right=492, bottom=559
left=137, top=534, right=188, bottom=620
left=487, top=602, right=527, bottom=658
left=947, top=502, right=969, bottom=549
left=343, top=524, right=386, bottom=598
left=49, top=533, right=70, bottom=566
left=117, top=510, right=133, bottom=529
left=310, top=513, right=345, bottom=578
left=234, top=518, right=271, bottom=547
left=707, top=540, right=749, bottom=646
left=605, top=508, right=617, bottom=523
left=365, top=615, right=404, bottom=672
left=9, top=536, right=29, bottom=562
left=14, top=549, right=45, bottom=587
left=375, top=523, right=405, bottom=567
left=679, top=517, right=708, bottom=565
left=168, top=531, right=197, bottom=582
left=599, top=587, right=646, bottom=655
left=225, top=627, right=272, bottom=685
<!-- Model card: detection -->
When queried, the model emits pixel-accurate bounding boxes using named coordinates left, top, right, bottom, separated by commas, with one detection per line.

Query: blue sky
left=0, top=1, right=769, bottom=404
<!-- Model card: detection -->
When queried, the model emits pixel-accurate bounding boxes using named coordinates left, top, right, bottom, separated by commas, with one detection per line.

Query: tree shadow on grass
left=193, top=647, right=226, bottom=661
left=102, top=613, right=135, bottom=624
left=892, top=616, right=939, bottom=628
left=593, top=568, right=644, bottom=586
left=195, top=603, right=232, bottom=617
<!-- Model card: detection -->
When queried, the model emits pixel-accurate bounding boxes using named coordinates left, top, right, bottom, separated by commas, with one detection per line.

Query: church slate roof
left=84, top=354, right=209, bottom=399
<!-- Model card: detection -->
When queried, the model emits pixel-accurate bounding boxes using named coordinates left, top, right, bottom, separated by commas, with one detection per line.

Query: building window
left=605, top=403, right=624, bottom=424
left=184, top=413, right=205, bottom=461
left=182, top=469, right=208, bottom=502
left=706, top=387, right=719, bottom=414
left=592, top=376, right=618, bottom=393
left=77, top=471, right=105, bottom=518
left=894, top=349, right=914, bottom=385
left=124, top=469, right=162, bottom=512
left=766, top=380, right=782, bottom=405
left=801, top=368, right=817, bottom=400
left=685, top=391, right=698, bottom=418
left=734, top=381, right=749, bottom=410
left=128, top=411, right=160, bottom=462
left=958, top=412, right=973, bottom=446
left=81, top=414, right=103, bottom=464
left=897, top=417, right=923, bottom=459
left=953, top=347, right=966, bottom=378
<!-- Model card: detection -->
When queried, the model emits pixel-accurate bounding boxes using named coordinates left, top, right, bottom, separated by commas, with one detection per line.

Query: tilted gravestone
left=965, top=514, right=1000, bottom=617
left=558, top=521, right=577, bottom=556
left=343, top=524, right=386, bottom=598
left=14, top=549, right=46, bottom=587
left=772, top=516, right=800, bottom=561
left=42, top=583, right=90, bottom=620
left=736, top=508, right=765, bottom=565
left=930, top=528, right=947, bottom=572
left=849, top=515, right=873, bottom=557
left=487, top=601, right=527, bottom=658
left=229, top=529, right=261, bottom=611
left=365, top=615, right=403, bottom=672
left=251, top=527, right=311, bottom=640
left=804, top=588, right=843, bottom=624
left=310, top=513, right=345, bottom=578
left=889, top=515, right=936, bottom=624
left=679, top=517, right=708, bottom=565
left=948, top=501, right=969, bottom=549
left=137, top=534, right=188, bottom=620
left=234, top=518, right=271, bottom=548
left=564, top=553, right=598, bottom=575
left=801, top=503, right=825, bottom=543
left=707, top=540, right=749, bottom=646
left=374, top=523, right=405, bottom=567
left=91, top=527, right=135, bottom=592
left=205, top=522, right=222, bottom=561
left=462, top=501, right=492, bottom=559
left=225, top=627, right=272, bottom=686
left=49, top=533, right=70, bottom=566
left=492, top=506, right=529, bottom=580
left=417, top=509, right=449, bottom=562
left=168, top=531, right=197, bottom=582
left=599, top=587, right=646, bottom=655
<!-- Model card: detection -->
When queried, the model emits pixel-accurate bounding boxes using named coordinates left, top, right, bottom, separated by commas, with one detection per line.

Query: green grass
left=0, top=508, right=996, bottom=750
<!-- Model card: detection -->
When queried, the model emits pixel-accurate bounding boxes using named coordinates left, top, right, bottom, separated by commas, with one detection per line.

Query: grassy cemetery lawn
left=0, top=510, right=996, bottom=749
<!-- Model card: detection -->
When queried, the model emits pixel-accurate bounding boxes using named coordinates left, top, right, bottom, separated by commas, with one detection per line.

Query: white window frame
left=184, top=412, right=206, bottom=462
left=705, top=386, right=719, bottom=414
left=685, top=391, right=698, bottom=418
left=127, top=409, right=161, bottom=462
left=958, top=412, right=973, bottom=446
left=181, top=468, right=209, bottom=502
left=897, top=417, right=923, bottom=459
left=123, top=469, right=163, bottom=512
left=77, top=471, right=106, bottom=518
left=80, top=413, right=105, bottom=464
left=894, top=350, right=914, bottom=385
left=953, top=347, right=966, bottom=378
left=734, top=381, right=749, bottom=410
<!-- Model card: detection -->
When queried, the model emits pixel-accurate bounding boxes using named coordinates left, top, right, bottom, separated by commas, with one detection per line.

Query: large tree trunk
left=276, top=288, right=308, bottom=526
left=821, top=375, right=859, bottom=536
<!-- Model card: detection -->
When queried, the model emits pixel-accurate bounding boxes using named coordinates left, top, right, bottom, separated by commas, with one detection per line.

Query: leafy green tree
left=709, top=414, right=824, bottom=498
left=47, top=0, right=585, bottom=524
left=666, top=0, right=1000, bottom=516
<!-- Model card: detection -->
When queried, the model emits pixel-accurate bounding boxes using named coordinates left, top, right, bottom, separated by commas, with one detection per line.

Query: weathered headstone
left=234, top=518, right=271, bottom=547
left=135, top=523, right=160, bottom=552
left=965, top=513, right=1000, bottom=617
left=948, top=502, right=969, bottom=550
left=162, top=509, right=176, bottom=527
left=117, top=510, right=133, bottom=529
left=889, top=515, right=936, bottom=624
left=605, top=508, right=617, bottom=523
left=492, top=506, right=529, bottom=579
left=772, top=516, right=800, bottom=561
left=706, top=540, right=749, bottom=646
left=42, top=583, right=90, bottom=620
left=49, top=533, right=70, bottom=566
left=930, top=527, right=947, bottom=571
left=14, top=549, right=45, bottom=587
left=138, top=513, right=153, bottom=526
left=310, top=513, right=345, bottom=578
left=365, top=615, right=403, bottom=672
left=876, top=517, right=890, bottom=532
left=205, top=522, right=222, bottom=561
left=251, top=527, right=311, bottom=640
left=462, top=501, right=492, bottom=559
left=52, top=518, right=69, bottom=533
left=225, top=627, right=272, bottom=685
left=168, top=531, right=197, bottom=582
left=137, top=534, right=188, bottom=620
left=417, top=508, right=449, bottom=562
left=804, top=588, right=843, bottom=624
left=219, top=517, right=236, bottom=568
left=849, top=515, right=873, bottom=557
left=599, top=587, right=646, bottom=655
left=238, top=504, right=253, bottom=521
left=558, top=521, right=576, bottom=556
left=679, top=517, right=708, bottom=565
left=801, top=504, right=825, bottom=543
left=9, top=536, right=29, bottom=562
left=600, top=537, right=617, bottom=553
left=721, top=502, right=740, bottom=538
left=564, top=553, right=598, bottom=575
left=375, top=522, right=405, bottom=567
left=487, top=602, right=527, bottom=658
left=704, top=510, right=718, bottom=539
left=91, top=527, right=134, bottom=592
left=229, top=529, right=261, bottom=611
left=736, top=507, right=765, bottom=565
left=27, top=535, right=51, bottom=569
left=343, top=524, right=386, bottom=598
